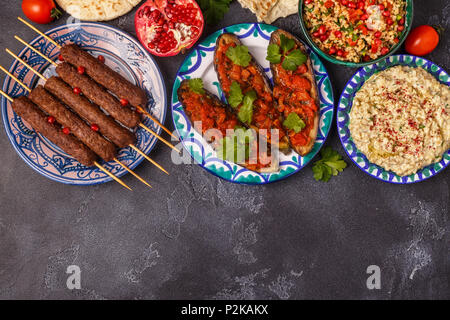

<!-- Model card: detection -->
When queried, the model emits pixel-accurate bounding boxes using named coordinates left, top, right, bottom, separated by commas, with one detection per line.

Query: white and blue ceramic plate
left=171, top=23, right=334, bottom=185
left=1, top=22, right=166, bottom=185
left=337, top=54, right=450, bottom=184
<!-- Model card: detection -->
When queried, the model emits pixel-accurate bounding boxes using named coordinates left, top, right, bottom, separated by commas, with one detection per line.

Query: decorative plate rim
left=1, top=22, right=167, bottom=185
left=171, top=23, right=335, bottom=185
left=337, top=54, right=450, bottom=184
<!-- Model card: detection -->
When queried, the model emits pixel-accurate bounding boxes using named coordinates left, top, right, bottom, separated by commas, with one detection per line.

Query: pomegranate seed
left=62, top=127, right=70, bottom=135
left=379, top=4, right=385, bottom=10
left=120, top=98, right=129, bottom=107
left=374, top=31, right=381, bottom=38
left=97, top=55, right=105, bottom=63
left=305, top=0, right=312, bottom=3
left=47, top=116, right=56, bottom=124
left=334, top=30, right=342, bottom=38
left=348, top=2, right=356, bottom=9
left=77, top=66, right=85, bottom=74
left=399, top=18, right=405, bottom=25
left=386, top=18, right=394, bottom=25
left=361, top=14, right=369, bottom=20
left=398, top=25, right=404, bottom=31
left=341, top=0, right=349, bottom=5
left=58, top=54, right=64, bottom=61
left=90, top=123, right=99, bottom=132
left=382, top=10, right=390, bottom=17
left=337, top=49, right=344, bottom=57
left=381, top=47, right=389, bottom=55
left=318, top=25, right=327, bottom=35
left=73, top=87, right=81, bottom=95
left=329, top=47, right=337, bottom=55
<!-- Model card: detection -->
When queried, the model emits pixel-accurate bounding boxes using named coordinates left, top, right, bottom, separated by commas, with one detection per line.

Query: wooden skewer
left=0, top=65, right=31, bottom=93
left=1, top=61, right=156, bottom=186
left=0, top=88, right=132, bottom=190
left=139, top=123, right=181, bottom=153
left=15, top=23, right=177, bottom=143
left=94, top=162, right=132, bottom=191
left=136, top=105, right=178, bottom=140
left=17, top=17, right=61, bottom=49
left=114, top=158, right=152, bottom=188
left=129, top=144, right=169, bottom=175
left=15, top=35, right=58, bottom=67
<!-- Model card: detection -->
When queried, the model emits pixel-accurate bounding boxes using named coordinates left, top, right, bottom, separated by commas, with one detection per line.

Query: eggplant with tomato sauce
left=268, top=29, right=319, bottom=156
left=214, top=33, right=290, bottom=153
left=177, top=79, right=279, bottom=173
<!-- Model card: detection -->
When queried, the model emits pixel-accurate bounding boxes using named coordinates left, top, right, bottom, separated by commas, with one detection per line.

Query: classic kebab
left=0, top=89, right=137, bottom=190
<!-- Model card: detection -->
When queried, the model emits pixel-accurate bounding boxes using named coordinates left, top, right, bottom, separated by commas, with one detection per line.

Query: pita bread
left=56, top=0, right=142, bottom=21
left=237, top=0, right=298, bottom=23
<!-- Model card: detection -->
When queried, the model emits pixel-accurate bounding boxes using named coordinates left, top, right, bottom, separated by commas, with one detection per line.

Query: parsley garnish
left=312, top=147, right=347, bottom=182
left=228, top=81, right=243, bottom=108
left=238, top=90, right=257, bottom=125
left=266, top=34, right=307, bottom=71
left=198, top=0, right=232, bottom=25
left=283, top=112, right=305, bottom=133
left=188, top=78, right=205, bottom=95
left=226, top=45, right=251, bottom=67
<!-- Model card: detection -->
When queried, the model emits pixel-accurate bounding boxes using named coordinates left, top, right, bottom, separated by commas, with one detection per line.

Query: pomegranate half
left=135, top=0, right=204, bottom=57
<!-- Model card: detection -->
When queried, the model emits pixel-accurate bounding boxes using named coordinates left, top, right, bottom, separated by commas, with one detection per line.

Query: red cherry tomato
left=341, top=0, right=349, bottom=5
left=47, top=115, right=55, bottom=124
left=318, top=25, right=327, bottom=35
left=374, top=31, right=382, bottom=38
left=58, top=54, right=64, bottom=61
left=90, top=123, right=99, bottom=132
left=334, top=30, right=342, bottom=38
left=357, top=1, right=365, bottom=9
left=405, top=25, right=440, bottom=56
left=62, top=127, right=70, bottom=135
left=337, top=49, right=344, bottom=57
left=328, top=47, right=337, bottom=55
left=73, top=87, right=81, bottom=95
left=77, top=66, right=85, bottom=74
left=120, top=98, right=129, bottom=107
left=22, top=0, right=61, bottom=24
left=382, top=10, right=390, bottom=17
left=381, top=47, right=389, bottom=55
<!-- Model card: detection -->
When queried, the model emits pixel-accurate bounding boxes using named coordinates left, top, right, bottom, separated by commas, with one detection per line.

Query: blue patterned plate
left=337, top=55, right=450, bottom=184
left=171, top=23, right=334, bottom=185
left=1, top=22, right=166, bottom=185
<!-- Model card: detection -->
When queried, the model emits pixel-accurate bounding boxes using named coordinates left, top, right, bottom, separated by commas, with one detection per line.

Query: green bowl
left=298, top=0, right=414, bottom=67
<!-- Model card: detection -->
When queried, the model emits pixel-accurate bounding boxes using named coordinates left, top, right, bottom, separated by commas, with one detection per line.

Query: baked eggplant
left=214, top=33, right=290, bottom=153
left=269, top=29, right=320, bottom=156
left=177, top=79, right=279, bottom=173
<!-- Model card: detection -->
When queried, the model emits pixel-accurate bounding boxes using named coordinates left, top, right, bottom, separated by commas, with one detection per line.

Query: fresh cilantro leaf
left=198, top=0, right=232, bottom=26
left=266, top=44, right=282, bottom=64
left=283, top=112, right=305, bottom=133
left=228, top=81, right=243, bottom=108
left=312, top=147, right=347, bottom=182
left=217, top=128, right=254, bottom=164
left=188, top=78, right=205, bottom=95
left=280, top=34, right=295, bottom=53
left=226, top=45, right=251, bottom=67
left=238, top=90, right=257, bottom=125
left=282, top=50, right=308, bottom=71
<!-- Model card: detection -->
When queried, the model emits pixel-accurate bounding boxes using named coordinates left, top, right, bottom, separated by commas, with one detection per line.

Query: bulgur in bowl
left=337, top=55, right=450, bottom=183
left=299, top=0, right=413, bottom=67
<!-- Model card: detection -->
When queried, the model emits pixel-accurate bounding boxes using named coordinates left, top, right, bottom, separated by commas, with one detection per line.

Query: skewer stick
left=136, top=105, right=178, bottom=140
left=0, top=89, right=132, bottom=190
left=6, top=49, right=47, bottom=81
left=139, top=123, right=181, bottom=153
left=114, top=158, right=152, bottom=188
left=16, top=22, right=176, bottom=143
left=0, top=65, right=31, bottom=93
left=129, top=144, right=169, bottom=175
left=17, top=17, right=61, bottom=49
left=94, top=161, right=132, bottom=191
left=0, top=89, right=13, bottom=102
left=15, top=35, right=57, bottom=67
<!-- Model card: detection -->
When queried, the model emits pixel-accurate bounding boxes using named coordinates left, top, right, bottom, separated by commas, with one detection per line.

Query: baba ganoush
left=349, top=66, right=450, bottom=176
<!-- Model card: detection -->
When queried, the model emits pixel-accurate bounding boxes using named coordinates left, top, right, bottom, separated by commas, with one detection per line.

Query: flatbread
left=237, top=0, right=298, bottom=24
left=56, top=0, right=142, bottom=21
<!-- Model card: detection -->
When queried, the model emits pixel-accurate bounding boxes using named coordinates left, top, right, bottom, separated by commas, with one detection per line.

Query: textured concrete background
left=0, top=1, right=449, bottom=300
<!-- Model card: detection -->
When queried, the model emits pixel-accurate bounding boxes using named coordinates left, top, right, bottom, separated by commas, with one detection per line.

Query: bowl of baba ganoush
left=337, top=55, right=450, bottom=183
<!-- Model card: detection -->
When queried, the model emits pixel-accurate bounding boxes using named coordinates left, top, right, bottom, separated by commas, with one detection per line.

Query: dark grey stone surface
left=0, top=1, right=448, bottom=300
